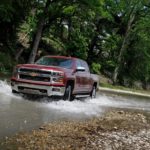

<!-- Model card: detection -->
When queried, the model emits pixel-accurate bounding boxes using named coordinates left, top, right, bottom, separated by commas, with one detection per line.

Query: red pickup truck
left=11, top=55, right=99, bottom=101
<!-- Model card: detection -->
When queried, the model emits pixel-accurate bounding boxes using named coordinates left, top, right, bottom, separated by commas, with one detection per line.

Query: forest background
left=0, top=0, right=150, bottom=89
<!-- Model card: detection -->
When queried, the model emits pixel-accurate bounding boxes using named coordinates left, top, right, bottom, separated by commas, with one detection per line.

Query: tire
left=63, top=85, right=74, bottom=101
left=90, top=86, right=96, bottom=99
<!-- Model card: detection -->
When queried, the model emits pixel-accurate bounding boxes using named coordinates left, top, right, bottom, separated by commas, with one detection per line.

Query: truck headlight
left=52, top=71, right=64, bottom=83
left=52, top=71, right=64, bottom=76
left=52, top=77, right=64, bottom=83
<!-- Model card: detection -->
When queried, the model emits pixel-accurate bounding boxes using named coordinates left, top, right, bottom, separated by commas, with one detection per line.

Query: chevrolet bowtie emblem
left=30, top=72, right=37, bottom=77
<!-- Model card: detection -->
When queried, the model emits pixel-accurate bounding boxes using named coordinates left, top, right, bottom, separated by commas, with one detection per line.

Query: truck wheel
left=63, top=85, right=74, bottom=101
left=90, top=86, right=96, bottom=99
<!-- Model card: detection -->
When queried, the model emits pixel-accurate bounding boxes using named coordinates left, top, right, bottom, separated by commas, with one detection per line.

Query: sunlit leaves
left=63, top=5, right=77, bottom=15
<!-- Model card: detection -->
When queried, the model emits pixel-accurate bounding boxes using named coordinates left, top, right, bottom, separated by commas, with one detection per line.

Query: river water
left=0, top=80, right=150, bottom=139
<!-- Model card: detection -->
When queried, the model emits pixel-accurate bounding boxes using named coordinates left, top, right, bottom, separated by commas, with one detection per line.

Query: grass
left=100, top=82, right=150, bottom=95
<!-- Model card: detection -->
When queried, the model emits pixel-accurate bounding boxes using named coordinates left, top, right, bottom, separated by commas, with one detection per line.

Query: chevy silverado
left=11, top=56, right=99, bottom=101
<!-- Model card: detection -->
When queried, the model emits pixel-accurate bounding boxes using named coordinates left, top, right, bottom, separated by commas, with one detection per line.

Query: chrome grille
left=19, top=68, right=51, bottom=82
left=19, top=68, right=51, bottom=75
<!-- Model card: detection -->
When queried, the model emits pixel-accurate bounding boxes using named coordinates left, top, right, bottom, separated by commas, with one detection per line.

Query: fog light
left=40, top=89, right=47, bottom=93
left=52, top=88, right=60, bottom=92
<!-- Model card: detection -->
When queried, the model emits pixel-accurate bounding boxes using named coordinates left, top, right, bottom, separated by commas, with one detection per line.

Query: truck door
left=81, top=60, right=92, bottom=92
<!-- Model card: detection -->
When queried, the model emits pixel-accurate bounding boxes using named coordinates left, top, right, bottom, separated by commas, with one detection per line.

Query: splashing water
left=0, top=80, right=21, bottom=99
left=0, top=80, right=150, bottom=118
left=35, top=92, right=150, bottom=116
left=0, top=80, right=11, bottom=94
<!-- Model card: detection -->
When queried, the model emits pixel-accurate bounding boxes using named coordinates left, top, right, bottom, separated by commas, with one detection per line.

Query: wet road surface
left=0, top=80, right=150, bottom=139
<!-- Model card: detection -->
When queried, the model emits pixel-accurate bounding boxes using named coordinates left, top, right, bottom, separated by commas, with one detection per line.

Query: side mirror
left=76, top=66, right=86, bottom=72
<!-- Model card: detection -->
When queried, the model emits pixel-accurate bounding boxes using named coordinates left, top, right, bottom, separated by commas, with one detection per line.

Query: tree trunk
left=112, top=11, right=136, bottom=84
left=87, top=35, right=98, bottom=65
left=87, top=19, right=101, bottom=65
left=28, top=1, right=50, bottom=64
left=68, top=18, right=72, bottom=41
left=15, top=48, right=24, bottom=62
left=28, top=19, right=45, bottom=64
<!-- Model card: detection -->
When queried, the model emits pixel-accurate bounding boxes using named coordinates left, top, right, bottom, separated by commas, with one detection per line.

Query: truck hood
left=17, top=64, right=70, bottom=72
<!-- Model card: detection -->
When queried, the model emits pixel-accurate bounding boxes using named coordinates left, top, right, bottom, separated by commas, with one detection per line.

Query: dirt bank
left=0, top=110, right=150, bottom=150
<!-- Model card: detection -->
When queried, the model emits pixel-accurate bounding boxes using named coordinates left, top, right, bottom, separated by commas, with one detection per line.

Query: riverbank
left=0, top=110, right=150, bottom=150
left=99, top=87, right=150, bottom=99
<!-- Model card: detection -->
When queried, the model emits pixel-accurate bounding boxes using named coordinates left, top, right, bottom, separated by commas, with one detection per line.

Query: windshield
left=35, top=57, right=73, bottom=69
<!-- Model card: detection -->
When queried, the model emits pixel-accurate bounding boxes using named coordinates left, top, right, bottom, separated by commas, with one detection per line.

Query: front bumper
left=11, top=81, right=65, bottom=96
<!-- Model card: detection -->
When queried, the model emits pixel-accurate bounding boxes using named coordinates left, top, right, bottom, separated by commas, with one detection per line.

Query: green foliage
left=128, top=14, right=150, bottom=83
left=18, top=14, right=38, bottom=41
left=91, top=62, right=101, bottom=74
left=0, top=0, right=150, bottom=89
left=63, top=5, right=77, bottom=15
left=0, top=52, right=14, bottom=74
left=0, top=2, right=14, bottom=22
left=65, top=27, right=88, bottom=59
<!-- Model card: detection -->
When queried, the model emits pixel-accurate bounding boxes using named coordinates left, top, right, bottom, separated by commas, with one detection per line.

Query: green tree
left=28, top=0, right=103, bottom=63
